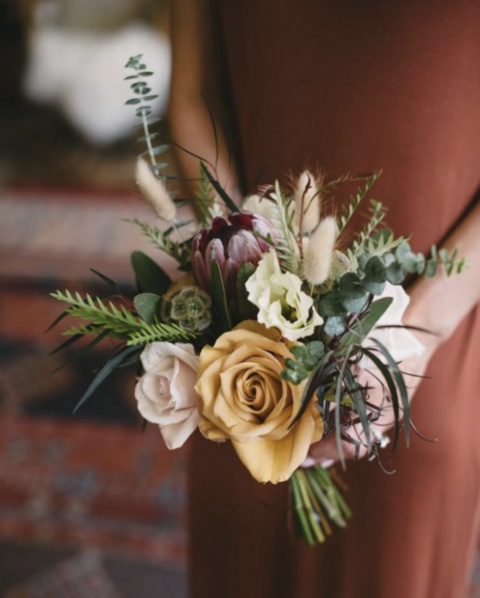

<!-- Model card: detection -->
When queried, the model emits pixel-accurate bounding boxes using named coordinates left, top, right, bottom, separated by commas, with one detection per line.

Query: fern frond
left=345, top=200, right=399, bottom=268
left=126, top=322, right=193, bottom=346
left=337, top=171, right=382, bottom=235
left=194, top=162, right=223, bottom=227
left=131, top=218, right=193, bottom=269
left=269, top=181, right=299, bottom=273
left=51, top=290, right=195, bottom=343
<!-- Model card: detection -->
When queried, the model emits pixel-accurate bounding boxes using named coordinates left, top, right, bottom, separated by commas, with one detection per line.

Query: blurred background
left=0, top=1, right=186, bottom=596
left=1, top=1, right=480, bottom=597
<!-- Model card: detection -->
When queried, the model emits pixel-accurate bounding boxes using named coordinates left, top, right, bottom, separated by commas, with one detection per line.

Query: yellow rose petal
left=232, top=407, right=323, bottom=483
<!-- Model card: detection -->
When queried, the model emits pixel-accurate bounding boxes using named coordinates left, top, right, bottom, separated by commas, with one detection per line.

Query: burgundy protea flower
left=192, top=212, right=273, bottom=295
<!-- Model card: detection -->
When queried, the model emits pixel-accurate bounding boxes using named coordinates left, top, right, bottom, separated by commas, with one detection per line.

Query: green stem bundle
left=291, top=466, right=352, bottom=546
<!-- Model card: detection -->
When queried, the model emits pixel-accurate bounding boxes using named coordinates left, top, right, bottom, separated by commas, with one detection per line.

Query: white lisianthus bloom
left=360, top=282, right=425, bottom=366
left=246, top=249, right=323, bottom=341
left=135, top=342, right=200, bottom=449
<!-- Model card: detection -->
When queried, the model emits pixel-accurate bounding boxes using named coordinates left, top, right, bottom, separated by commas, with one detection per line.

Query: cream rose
left=135, top=342, right=200, bottom=449
left=246, top=249, right=323, bottom=341
left=195, top=322, right=324, bottom=483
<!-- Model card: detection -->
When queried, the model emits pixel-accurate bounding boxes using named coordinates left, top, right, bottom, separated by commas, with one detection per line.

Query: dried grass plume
left=136, top=157, right=176, bottom=221
left=303, top=216, right=338, bottom=285
left=294, top=170, right=322, bottom=234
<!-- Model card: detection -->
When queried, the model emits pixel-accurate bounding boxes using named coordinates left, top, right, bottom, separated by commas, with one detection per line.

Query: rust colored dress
left=188, top=2, right=480, bottom=597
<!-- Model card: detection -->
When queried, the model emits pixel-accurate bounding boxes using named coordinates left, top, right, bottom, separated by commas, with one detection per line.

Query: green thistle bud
left=162, top=285, right=212, bottom=332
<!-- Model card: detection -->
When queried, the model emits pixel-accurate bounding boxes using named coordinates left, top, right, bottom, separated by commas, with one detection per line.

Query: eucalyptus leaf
left=425, top=260, right=437, bottom=277
left=281, top=359, right=309, bottom=384
left=134, top=293, right=162, bottom=323
left=395, top=241, right=412, bottom=262
left=290, top=345, right=309, bottom=362
left=318, top=291, right=347, bottom=318
left=306, top=341, right=325, bottom=361
left=364, top=256, right=387, bottom=282
left=290, top=353, right=335, bottom=428
left=338, top=272, right=366, bottom=298
left=149, top=144, right=170, bottom=156
left=362, top=279, right=386, bottom=295
left=402, top=253, right=420, bottom=273
left=341, top=293, right=369, bottom=314
left=386, top=262, right=406, bottom=284
left=382, top=253, right=396, bottom=267
left=135, top=106, right=151, bottom=117
left=324, top=316, right=347, bottom=336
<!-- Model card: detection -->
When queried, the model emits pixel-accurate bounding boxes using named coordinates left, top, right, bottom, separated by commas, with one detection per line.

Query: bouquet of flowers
left=50, top=56, right=465, bottom=546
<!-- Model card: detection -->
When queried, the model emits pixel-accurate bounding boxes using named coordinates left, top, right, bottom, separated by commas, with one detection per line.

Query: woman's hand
left=303, top=345, right=433, bottom=468
left=302, top=296, right=441, bottom=468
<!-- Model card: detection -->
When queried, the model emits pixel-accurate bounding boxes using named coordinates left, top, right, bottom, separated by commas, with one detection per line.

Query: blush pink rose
left=135, top=342, right=200, bottom=449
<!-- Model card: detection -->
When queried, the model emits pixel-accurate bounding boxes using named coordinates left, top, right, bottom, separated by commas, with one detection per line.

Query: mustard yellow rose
left=195, top=322, right=324, bottom=484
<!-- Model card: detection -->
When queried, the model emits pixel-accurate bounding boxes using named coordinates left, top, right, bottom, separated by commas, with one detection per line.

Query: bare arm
left=406, top=199, right=480, bottom=350
left=309, top=195, right=480, bottom=465
left=168, top=0, right=240, bottom=200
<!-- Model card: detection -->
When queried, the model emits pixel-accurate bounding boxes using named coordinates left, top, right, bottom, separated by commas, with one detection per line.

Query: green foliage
left=269, top=181, right=299, bottom=273
left=131, top=250, right=172, bottom=293
left=133, top=293, right=162, bottom=323
left=336, top=171, right=382, bottom=235
left=424, top=245, right=467, bottom=278
left=200, top=162, right=239, bottom=214
left=338, top=297, right=393, bottom=350
left=210, top=259, right=232, bottom=332
left=73, top=346, right=140, bottom=413
left=125, top=321, right=195, bottom=346
left=291, top=467, right=351, bottom=545
left=125, top=55, right=169, bottom=180
left=281, top=341, right=326, bottom=385
left=131, top=220, right=192, bottom=270
left=195, top=162, right=223, bottom=226
left=290, top=352, right=335, bottom=427
left=235, top=263, right=258, bottom=322
left=346, top=204, right=407, bottom=269
left=50, top=290, right=195, bottom=345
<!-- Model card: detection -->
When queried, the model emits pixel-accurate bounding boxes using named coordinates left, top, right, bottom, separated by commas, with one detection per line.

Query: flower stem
left=290, top=471, right=315, bottom=546
left=290, top=466, right=352, bottom=546
left=296, top=470, right=326, bottom=543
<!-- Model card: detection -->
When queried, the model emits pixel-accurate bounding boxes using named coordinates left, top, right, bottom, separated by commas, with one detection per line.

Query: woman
left=168, top=2, right=480, bottom=596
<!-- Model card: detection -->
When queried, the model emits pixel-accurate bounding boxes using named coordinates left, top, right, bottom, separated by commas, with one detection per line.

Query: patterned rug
left=0, top=415, right=187, bottom=566
left=0, top=186, right=188, bottom=570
